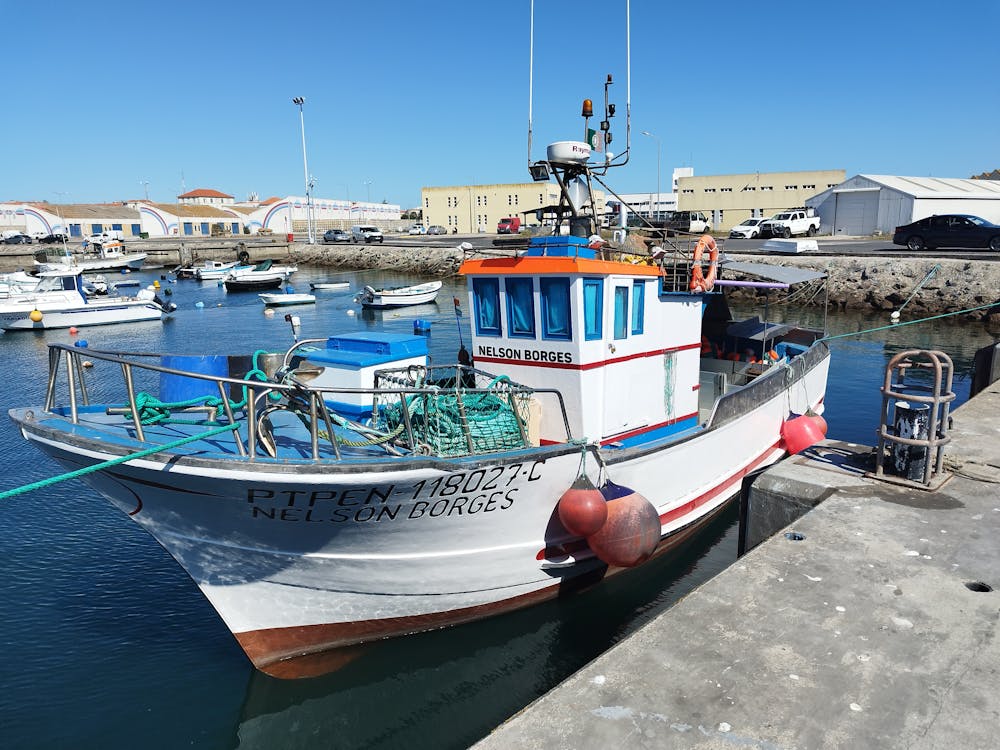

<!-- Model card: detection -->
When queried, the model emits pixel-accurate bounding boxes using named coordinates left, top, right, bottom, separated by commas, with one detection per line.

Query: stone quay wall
left=291, top=244, right=1000, bottom=324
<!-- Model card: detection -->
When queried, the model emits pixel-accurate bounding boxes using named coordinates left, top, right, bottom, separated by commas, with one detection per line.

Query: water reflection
left=233, top=506, right=739, bottom=750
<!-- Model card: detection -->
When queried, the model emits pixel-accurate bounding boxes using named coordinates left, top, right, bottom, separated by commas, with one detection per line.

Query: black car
left=39, top=233, right=68, bottom=244
left=892, top=214, right=1000, bottom=252
left=322, top=229, right=350, bottom=243
left=3, top=233, right=32, bottom=244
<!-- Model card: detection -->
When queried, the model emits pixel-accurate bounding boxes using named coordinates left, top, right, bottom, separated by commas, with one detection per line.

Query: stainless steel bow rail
left=40, top=341, right=574, bottom=462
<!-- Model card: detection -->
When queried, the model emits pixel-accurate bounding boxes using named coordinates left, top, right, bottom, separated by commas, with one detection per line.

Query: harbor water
left=0, top=266, right=995, bottom=749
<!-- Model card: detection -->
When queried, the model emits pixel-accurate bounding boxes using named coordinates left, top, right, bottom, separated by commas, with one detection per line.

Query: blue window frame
left=183, top=222, right=193, bottom=235
left=91, top=224, right=102, bottom=234
left=613, top=286, right=629, bottom=340
left=231, top=223, right=239, bottom=234
left=472, top=277, right=501, bottom=336
left=583, top=278, right=603, bottom=340
left=130, top=224, right=141, bottom=235
left=631, top=280, right=645, bottom=335
left=505, top=277, right=535, bottom=338
left=200, top=222, right=210, bottom=235
left=540, top=277, right=571, bottom=340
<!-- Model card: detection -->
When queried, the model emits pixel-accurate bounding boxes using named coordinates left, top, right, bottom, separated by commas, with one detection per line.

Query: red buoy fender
left=586, top=482, right=661, bottom=568
left=780, top=414, right=824, bottom=455
left=557, top=475, right=608, bottom=538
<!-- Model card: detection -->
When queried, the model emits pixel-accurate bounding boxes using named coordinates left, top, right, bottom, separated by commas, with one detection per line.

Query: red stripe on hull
left=233, top=497, right=738, bottom=679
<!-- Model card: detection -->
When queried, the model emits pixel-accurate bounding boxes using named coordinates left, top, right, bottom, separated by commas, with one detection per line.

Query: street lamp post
left=362, top=179, right=373, bottom=220
left=641, top=130, right=661, bottom=221
left=292, top=96, right=315, bottom=244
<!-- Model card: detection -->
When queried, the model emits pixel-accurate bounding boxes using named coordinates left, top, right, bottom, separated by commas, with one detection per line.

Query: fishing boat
left=354, top=280, right=442, bottom=308
left=198, top=263, right=249, bottom=281
left=310, top=282, right=351, bottom=291
left=33, top=240, right=147, bottom=273
left=7, top=28, right=830, bottom=679
left=0, top=269, right=176, bottom=330
left=0, top=271, right=40, bottom=297
left=258, top=291, right=316, bottom=306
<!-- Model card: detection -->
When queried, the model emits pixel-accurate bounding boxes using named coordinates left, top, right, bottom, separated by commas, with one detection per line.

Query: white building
left=807, top=175, right=1000, bottom=236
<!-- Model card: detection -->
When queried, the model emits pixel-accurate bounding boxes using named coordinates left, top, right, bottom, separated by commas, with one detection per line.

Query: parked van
left=351, top=225, right=383, bottom=243
left=666, top=211, right=712, bottom=236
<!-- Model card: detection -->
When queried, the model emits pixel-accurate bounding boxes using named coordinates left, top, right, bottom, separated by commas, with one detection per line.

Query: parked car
left=729, top=218, right=768, bottom=239
left=322, top=229, right=351, bottom=243
left=408, top=225, right=427, bottom=235
left=3, top=234, right=32, bottom=244
left=350, top=225, right=384, bottom=243
left=426, top=225, right=448, bottom=235
left=892, top=214, right=1000, bottom=252
left=759, top=209, right=820, bottom=238
left=39, top=233, right=68, bottom=244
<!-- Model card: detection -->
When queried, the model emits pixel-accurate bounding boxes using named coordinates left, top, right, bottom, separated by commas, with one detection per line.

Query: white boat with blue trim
left=8, top=48, right=830, bottom=677
left=0, top=269, right=176, bottom=330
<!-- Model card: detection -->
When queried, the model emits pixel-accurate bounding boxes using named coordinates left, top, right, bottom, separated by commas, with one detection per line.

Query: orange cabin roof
left=460, top=255, right=663, bottom=277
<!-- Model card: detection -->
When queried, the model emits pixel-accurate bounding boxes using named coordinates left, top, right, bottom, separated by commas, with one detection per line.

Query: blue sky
left=6, top=0, right=998, bottom=208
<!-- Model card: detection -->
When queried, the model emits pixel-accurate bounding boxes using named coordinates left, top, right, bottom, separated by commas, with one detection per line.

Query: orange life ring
left=689, top=234, right=718, bottom=293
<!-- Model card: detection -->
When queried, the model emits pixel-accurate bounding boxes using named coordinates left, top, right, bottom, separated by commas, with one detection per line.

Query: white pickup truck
left=761, top=209, right=820, bottom=238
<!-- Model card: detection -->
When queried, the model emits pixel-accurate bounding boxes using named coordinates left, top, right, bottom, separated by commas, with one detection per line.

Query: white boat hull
left=35, top=253, right=147, bottom=273
left=0, top=300, right=164, bottom=329
left=258, top=293, right=316, bottom=306
left=13, top=348, right=828, bottom=677
left=358, top=281, right=442, bottom=308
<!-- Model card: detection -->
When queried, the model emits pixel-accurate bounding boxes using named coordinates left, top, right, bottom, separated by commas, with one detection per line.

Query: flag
left=587, top=128, right=604, bottom=153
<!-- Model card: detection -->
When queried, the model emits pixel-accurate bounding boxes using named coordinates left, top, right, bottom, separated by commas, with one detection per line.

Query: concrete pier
left=475, top=379, right=1000, bottom=749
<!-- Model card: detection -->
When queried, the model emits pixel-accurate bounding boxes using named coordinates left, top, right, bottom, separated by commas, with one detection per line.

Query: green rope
left=0, top=422, right=240, bottom=501
left=818, top=300, right=1000, bottom=343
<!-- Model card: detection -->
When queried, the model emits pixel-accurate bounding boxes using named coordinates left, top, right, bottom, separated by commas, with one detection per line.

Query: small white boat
left=34, top=241, right=147, bottom=273
left=354, top=280, right=442, bottom=308
left=310, top=282, right=351, bottom=291
left=180, top=260, right=238, bottom=280
left=198, top=263, right=247, bottom=281
left=0, top=269, right=176, bottom=330
left=258, top=292, right=316, bottom=306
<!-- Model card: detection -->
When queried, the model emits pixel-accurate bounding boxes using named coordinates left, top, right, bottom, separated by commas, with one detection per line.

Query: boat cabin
left=460, top=236, right=703, bottom=448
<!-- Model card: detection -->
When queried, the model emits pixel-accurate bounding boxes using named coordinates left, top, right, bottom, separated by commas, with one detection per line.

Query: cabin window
left=505, top=277, right=535, bottom=339
left=613, top=286, right=629, bottom=340
left=540, top=277, right=571, bottom=340
left=583, top=278, right=603, bottom=340
left=631, top=281, right=645, bottom=335
left=472, top=277, right=501, bottom=336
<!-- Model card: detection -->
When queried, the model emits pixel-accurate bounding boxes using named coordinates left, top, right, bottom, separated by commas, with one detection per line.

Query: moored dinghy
left=354, top=280, right=442, bottom=308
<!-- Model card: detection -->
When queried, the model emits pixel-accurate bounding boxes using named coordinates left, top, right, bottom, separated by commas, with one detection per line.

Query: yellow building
left=676, top=169, right=846, bottom=233
left=421, top=182, right=605, bottom=234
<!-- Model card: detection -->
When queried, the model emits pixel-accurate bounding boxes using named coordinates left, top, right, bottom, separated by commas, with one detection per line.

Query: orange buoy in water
left=557, top=475, right=608, bottom=537
left=781, top=414, right=825, bottom=455
left=586, top=481, right=661, bottom=568
left=69, top=326, right=79, bottom=335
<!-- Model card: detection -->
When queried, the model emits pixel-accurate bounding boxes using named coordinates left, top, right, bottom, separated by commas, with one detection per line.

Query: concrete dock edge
left=474, top=380, right=1000, bottom=749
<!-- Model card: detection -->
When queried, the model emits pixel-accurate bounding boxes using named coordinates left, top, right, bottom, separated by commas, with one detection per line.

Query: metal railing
left=42, top=342, right=574, bottom=462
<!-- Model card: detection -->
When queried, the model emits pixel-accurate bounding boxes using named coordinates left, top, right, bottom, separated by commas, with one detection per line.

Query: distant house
left=177, top=188, right=235, bottom=206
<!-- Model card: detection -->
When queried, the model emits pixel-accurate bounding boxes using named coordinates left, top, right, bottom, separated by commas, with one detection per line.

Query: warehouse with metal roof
left=806, top=174, right=1000, bottom=236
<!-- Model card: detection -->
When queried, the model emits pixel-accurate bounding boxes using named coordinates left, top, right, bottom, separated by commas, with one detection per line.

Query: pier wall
left=473, top=379, right=1000, bottom=750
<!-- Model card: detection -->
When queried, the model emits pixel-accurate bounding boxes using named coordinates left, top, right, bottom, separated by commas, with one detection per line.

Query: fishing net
left=374, top=365, right=534, bottom=458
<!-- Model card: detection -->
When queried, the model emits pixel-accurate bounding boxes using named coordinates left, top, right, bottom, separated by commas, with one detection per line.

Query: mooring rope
left=0, top=422, right=241, bottom=501
left=818, top=300, right=1000, bottom=343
